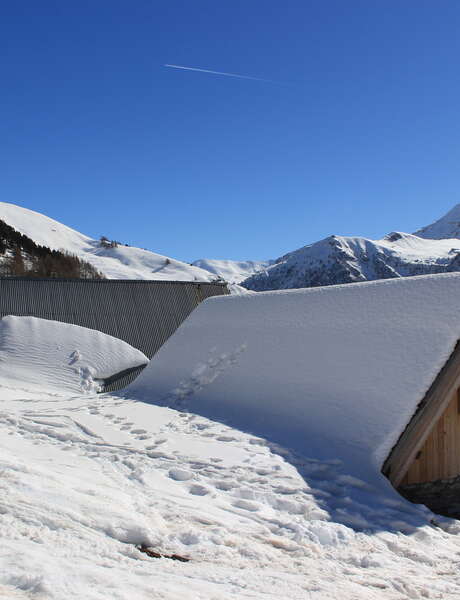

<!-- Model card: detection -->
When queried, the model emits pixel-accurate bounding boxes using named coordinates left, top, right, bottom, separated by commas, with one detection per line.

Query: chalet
left=383, top=340, right=460, bottom=516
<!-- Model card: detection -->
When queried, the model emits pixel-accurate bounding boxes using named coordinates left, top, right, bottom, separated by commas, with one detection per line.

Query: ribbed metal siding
left=0, top=278, right=229, bottom=390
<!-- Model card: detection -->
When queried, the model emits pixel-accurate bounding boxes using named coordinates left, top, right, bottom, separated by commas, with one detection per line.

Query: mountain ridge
left=413, top=203, right=460, bottom=240
left=242, top=206, right=460, bottom=291
left=0, top=202, right=218, bottom=283
left=2, top=201, right=460, bottom=292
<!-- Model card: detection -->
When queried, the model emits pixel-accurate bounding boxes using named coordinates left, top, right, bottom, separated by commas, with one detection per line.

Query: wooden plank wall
left=402, top=389, right=460, bottom=485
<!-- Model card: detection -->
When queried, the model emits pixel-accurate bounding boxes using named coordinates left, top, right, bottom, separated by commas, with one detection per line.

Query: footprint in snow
left=168, top=468, right=194, bottom=481
left=189, top=484, right=211, bottom=496
left=68, top=350, right=81, bottom=365
left=215, top=480, right=238, bottom=491
left=215, top=435, right=238, bottom=442
left=193, top=423, right=211, bottom=431
left=232, top=499, right=260, bottom=512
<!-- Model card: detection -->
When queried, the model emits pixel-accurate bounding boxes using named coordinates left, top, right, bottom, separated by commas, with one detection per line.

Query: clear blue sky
left=2, top=1, right=460, bottom=261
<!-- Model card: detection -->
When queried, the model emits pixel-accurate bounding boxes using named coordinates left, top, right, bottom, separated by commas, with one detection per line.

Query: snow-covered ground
left=3, top=276, right=460, bottom=598
left=6, top=389, right=460, bottom=599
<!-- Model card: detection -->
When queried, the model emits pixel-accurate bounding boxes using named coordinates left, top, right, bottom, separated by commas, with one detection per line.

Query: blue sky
left=1, top=1, right=460, bottom=261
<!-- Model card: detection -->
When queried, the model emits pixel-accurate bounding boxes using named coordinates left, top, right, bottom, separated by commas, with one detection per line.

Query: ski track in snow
left=2, top=391, right=460, bottom=598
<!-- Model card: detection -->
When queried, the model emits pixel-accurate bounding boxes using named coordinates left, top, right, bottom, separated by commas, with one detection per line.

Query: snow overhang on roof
left=124, top=273, right=460, bottom=489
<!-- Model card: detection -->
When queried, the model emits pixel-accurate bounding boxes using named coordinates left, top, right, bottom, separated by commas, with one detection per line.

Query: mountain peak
left=414, top=204, right=460, bottom=240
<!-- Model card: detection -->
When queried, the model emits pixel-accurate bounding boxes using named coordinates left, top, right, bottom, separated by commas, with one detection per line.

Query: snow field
left=3, top=390, right=460, bottom=599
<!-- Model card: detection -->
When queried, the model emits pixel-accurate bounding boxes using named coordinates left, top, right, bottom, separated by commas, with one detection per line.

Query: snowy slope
left=0, top=316, right=148, bottom=394
left=0, top=202, right=217, bottom=282
left=243, top=231, right=460, bottom=291
left=4, top=275, right=460, bottom=597
left=192, top=258, right=271, bottom=283
left=414, top=203, right=460, bottom=239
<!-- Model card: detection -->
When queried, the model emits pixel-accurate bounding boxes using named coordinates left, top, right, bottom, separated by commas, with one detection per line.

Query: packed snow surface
left=5, top=390, right=460, bottom=600
left=3, top=275, right=460, bottom=597
left=0, top=316, right=148, bottom=394
left=0, top=202, right=217, bottom=282
left=192, top=258, right=271, bottom=283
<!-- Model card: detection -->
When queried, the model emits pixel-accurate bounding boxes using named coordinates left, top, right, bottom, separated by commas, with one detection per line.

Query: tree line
left=0, top=219, right=104, bottom=279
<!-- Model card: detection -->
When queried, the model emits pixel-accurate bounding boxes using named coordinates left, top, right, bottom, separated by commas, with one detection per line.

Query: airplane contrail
left=164, top=64, right=275, bottom=83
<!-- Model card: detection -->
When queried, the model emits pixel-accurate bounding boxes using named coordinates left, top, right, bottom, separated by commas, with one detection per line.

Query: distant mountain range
left=2, top=201, right=460, bottom=292
left=241, top=205, right=460, bottom=291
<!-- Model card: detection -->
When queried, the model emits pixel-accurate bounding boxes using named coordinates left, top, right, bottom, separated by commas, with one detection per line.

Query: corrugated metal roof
left=0, top=278, right=229, bottom=391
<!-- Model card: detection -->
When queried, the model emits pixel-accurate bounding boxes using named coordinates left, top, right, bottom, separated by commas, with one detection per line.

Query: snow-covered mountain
left=0, top=202, right=218, bottom=282
left=243, top=205, right=460, bottom=291
left=191, top=258, right=272, bottom=284
left=414, top=204, right=460, bottom=240
left=5, top=201, right=460, bottom=292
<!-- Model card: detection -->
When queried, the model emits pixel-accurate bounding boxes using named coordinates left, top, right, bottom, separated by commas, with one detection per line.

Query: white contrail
left=164, top=63, right=275, bottom=83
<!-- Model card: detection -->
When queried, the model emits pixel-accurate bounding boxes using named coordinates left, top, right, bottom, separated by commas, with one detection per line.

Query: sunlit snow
left=2, top=276, right=460, bottom=598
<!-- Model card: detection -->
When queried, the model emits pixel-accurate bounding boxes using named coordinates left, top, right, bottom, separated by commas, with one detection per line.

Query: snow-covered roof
left=126, top=273, right=460, bottom=490
left=0, top=316, right=148, bottom=394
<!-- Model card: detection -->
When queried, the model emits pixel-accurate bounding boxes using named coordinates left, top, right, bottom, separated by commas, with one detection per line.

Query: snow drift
left=125, top=273, right=460, bottom=492
left=0, top=316, right=148, bottom=394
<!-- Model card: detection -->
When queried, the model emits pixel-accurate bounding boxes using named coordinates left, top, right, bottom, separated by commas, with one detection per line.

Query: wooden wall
left=402, top=389, right=460, bottom=485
